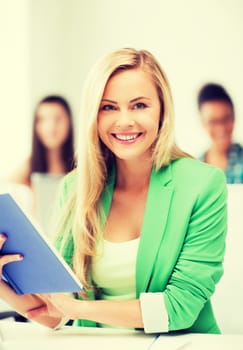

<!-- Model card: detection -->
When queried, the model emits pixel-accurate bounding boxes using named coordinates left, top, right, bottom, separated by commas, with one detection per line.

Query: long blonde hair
left=56, top=48, right=189, bottom=290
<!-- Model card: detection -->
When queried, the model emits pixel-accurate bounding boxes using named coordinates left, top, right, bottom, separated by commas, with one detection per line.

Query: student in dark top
left=9, top=95, right=75, bottom=187
left=198, top=83, right=243, bottom=183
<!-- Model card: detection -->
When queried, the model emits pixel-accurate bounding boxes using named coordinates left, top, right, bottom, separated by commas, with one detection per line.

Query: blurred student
left=9, top=95, right=74, bottom=186
left=198, top=83, right=243, bottom=183
left=9, top=95, right=75, bottom=233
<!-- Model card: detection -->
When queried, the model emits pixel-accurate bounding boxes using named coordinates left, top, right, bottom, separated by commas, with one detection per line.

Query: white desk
left=0, top=321, right=153, bottom=350
left=153, top=333, right=243, bottom=350
left=0, top=321, right=243, bottom=350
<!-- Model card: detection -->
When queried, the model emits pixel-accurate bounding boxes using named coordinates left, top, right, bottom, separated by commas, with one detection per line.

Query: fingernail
left=0, top=234, right=6, bottom=240
left=17, top=254, right=24, bottom=260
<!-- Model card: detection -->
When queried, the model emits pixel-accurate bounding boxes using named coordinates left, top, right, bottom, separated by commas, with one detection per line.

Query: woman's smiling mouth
left=111, top=132, right=143, bottom=143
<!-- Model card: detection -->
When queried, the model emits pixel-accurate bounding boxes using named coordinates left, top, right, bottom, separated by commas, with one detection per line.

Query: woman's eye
left=134, top=102, right=147, bottom=110
left=101, top=104, right=116, bottom=111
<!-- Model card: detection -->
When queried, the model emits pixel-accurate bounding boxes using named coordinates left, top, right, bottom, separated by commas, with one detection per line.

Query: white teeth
left=115, top=134, right=139, bottom=141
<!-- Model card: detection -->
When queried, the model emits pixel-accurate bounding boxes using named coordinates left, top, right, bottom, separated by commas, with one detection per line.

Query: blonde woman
left=0, top=48, right=227, bottom=334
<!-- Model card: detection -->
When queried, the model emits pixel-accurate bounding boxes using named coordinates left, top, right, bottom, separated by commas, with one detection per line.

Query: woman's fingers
left=0, top=254, right=23, bottom=266
left=0, top=232, right=23, bottom=270
left=25, top=305, right=49, bottom=319
left=0, top=233, right=6, bottom=249
left=26, top=302, right=63, bottom=319
left=0, top=254, right=23, bottom=276
left=26, top=294, right=76, bottom=321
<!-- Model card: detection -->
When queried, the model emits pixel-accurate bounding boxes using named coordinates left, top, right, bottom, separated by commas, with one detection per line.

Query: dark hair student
left=9, top=94, right=75, bottom=186
left=31, top=95, right=74, bottom=174
left=198, top=83, right=243, bottom=183
left=198, top=83, right=234, bottom=110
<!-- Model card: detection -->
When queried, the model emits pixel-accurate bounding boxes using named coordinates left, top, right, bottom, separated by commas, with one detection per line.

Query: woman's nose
left=115, top=111, right=135, bottom=128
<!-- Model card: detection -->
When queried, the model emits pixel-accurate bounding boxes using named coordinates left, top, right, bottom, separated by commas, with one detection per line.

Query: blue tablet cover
left=0, top=193, right=83, bottom=295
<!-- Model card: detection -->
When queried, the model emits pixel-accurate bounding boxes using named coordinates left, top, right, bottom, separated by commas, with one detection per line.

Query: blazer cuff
left=140, top=292, right=168, bottom=333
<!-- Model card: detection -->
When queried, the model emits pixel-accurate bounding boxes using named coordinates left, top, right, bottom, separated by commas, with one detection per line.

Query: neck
left=46, top=148, right=65, bottom=174
left=209, top=144, right=230, bottom=156
left=115, top=158, right=153, bottom=191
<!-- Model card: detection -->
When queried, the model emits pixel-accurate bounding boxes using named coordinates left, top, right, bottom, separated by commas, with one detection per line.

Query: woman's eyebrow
left=101, top=97, right=151, bottom=104
left=129, top=96, right=151, bottom=103
left=101, top=99, right=118, bottom=104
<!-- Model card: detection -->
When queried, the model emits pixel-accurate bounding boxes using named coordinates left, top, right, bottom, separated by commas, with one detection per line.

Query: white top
left=91, top=238, right=139, bottom=301
left=31, top=172, right=63, bottom=236
left=91, top=237, right=168, bottom=333
left=56, top=237, right=168, bottom=332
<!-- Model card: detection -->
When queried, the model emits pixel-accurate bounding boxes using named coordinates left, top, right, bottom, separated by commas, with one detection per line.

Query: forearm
left=77, top=299, right=144, bottom=328
left=0, top=280, right=61, bottom=328
left=27, top=293, right=168, bottom=332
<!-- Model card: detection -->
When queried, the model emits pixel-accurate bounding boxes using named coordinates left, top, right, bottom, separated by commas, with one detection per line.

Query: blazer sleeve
left=164, top=168, right=227, bottom=331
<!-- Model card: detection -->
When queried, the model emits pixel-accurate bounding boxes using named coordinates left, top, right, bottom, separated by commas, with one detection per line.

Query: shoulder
left=230, top=143, right=243, bottom=157
left=161, top=158, right=227, bottom=220
left=171, top=156, right=224, bottom=177
left=231, top=142, right=243, bottom=150
left=8, top=157, right=31, bottom=186
left=169, top=157, right=227, bottom=194
left=198, top=152, right=206, bottom=162
left=61, top=168, right=77, bottom=188
left=58, top=169, right=77, bottom=203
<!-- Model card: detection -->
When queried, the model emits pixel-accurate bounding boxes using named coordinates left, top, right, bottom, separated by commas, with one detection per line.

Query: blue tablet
left=0, top=193, right=83, bottom=295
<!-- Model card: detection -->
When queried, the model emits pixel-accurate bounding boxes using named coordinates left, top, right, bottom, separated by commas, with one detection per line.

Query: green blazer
left=56, top=157, right=227, bottom=333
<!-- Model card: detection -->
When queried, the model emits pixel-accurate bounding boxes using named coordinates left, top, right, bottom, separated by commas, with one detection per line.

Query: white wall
left=30, top=0, right=243, bottom=156
left=0, top=0, right=31, bottom=178
left=212, top=184, right=243, bottom=334
left=1, top=0, right=243, bottom=176
left=29, top=0, right=74, bottom=110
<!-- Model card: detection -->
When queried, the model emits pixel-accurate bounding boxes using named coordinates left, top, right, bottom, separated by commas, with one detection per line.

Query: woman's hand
left=27, top=296, right=144, bottom=329
left=0, top=233, right=65, bottom=329
left=26, top=293, right=79, bottom=320
left=0, top=233, right=23, bottom=276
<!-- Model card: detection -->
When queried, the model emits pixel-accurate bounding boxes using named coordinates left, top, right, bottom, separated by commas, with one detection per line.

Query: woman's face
left=35, top=102, right=70, bottom=150
left=200, top=100, right=234, bottom=152
left=97, top=68, right=161, bottom=163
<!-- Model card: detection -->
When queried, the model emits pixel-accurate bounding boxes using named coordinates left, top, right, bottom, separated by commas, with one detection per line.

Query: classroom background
left=0, top=0, right=243, bottom=177
left=0, top=0, right=243, bottom=334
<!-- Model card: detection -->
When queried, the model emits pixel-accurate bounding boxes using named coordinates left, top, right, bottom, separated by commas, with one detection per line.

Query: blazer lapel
left=136, top=165, right=174, bottom=295
left=100, top=164, right=174, bottom=295
left=100, top=168, right=116, bottom=219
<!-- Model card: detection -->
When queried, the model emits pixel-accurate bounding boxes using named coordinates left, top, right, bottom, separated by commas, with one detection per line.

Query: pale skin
left=0, top=68, right=161, bottom=329
left=0, top=234, right=61, bottom=328
left=200, top=100, right=234, bottom=170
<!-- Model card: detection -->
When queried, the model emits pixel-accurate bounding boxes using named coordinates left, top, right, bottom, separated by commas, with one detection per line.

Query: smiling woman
left=0, top=48, right=227, bottom=334
left=98, top=69, right=161, bottom=164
